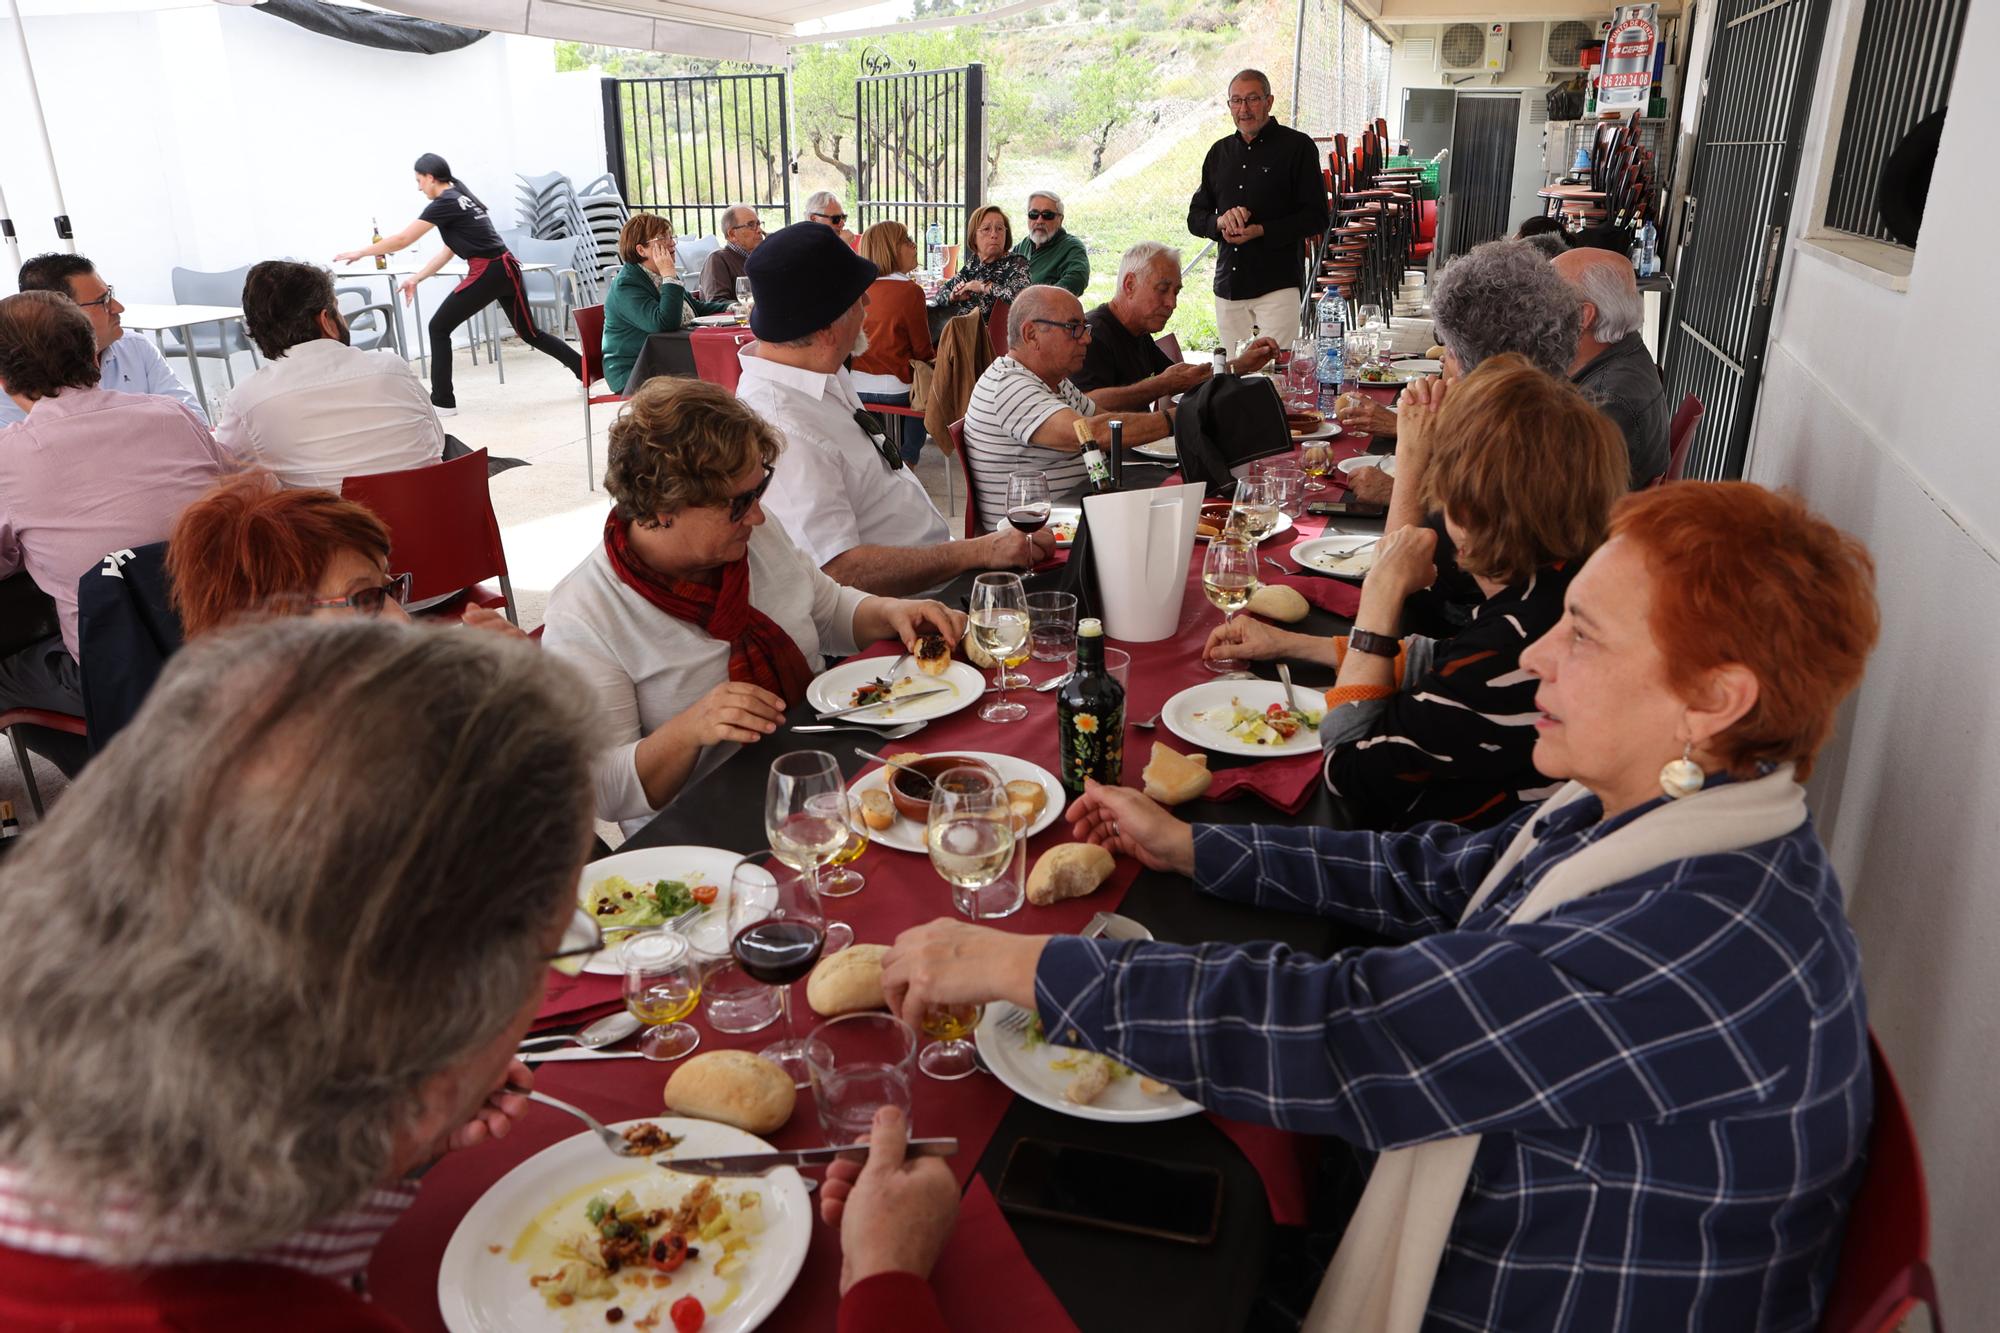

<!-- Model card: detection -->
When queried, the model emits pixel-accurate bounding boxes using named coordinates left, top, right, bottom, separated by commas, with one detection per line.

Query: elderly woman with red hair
left=881, top=482, right=1880, bottom=1332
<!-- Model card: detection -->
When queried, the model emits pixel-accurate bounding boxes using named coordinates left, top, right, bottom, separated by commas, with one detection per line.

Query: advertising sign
left=1598, top=3, right=1658, bottom=112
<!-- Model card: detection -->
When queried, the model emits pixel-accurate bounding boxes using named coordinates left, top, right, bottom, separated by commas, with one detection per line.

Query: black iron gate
left=853, top=62, right=984, bottom=248
left=1661, top=0, right=1831, bottom=480
left=602, top=72, right=792, bottom=241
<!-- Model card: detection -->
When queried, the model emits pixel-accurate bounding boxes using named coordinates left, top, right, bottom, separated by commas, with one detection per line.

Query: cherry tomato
left=647, top=1233, right=688, bottom=1273
left=690, top=884, right=718, bottom=905
left=670, top=1295, right=706, bottom=1333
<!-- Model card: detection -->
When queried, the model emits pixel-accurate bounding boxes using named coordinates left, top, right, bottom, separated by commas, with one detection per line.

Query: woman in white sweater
left=541, top=378, right=964, bottom=831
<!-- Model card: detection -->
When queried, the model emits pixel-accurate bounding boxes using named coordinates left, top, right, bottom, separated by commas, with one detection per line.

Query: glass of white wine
left=765, top=751, right=855, bottom=951
left=926, top=763, right=1021, bottom=920
left=1203, top=536, right=1260, bottom=674
left=969, top=572, right=1030, bottom=724
left=1232, top=475, right=1280, bottom=542
left=918, top=1001, right=985, bottom=1081
left=811, top=789, right=868, bottom=898
left=622, top=931, right=703, bottom=1062
left=1302, top=440, right=1334, bottom=492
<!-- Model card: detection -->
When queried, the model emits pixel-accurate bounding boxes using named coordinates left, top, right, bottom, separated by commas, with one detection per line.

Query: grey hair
left=1116, top=241, right=1180, bottom=290
left=0, top=618, right=601, bottom=1258
left=1027, top=189, right=1065, bottom=215
left=719, top=202, right=754, bottom=237
left=1523, top=231, right=1569, bottom=261
left=804, top=190, right=842, bottom=217
left=1230, top=68, right=1272, bottom=95
left=1007, top=284, right=1075, bottom=349
left=1564, top=256, right=1645, bottom=341
left=1429, top=239, right=1581, bottom=378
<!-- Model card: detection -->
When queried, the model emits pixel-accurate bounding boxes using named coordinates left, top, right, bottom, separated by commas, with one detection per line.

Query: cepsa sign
left=1599, top=3, right=1659, bottom=109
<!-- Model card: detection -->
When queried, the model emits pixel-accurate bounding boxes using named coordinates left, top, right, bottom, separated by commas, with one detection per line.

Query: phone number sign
left=1599, top=3, right=1658, bottom=109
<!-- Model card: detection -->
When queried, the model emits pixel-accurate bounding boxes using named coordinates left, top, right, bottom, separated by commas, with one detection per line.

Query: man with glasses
left=1188, top=69, right=1328, bottom=351
left=3, top=252, right=206, bottom=427
left=804, top=191, right=861, bottom=250
left=736, top=223, right=1046, bottom=596
left=1012, top=191, right=1090, bottom=296
left=961, top=285, right=1174, bottom=528
left=699, top=203, right=767, bottom=302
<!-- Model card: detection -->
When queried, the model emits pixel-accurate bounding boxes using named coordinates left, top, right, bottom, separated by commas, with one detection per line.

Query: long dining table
left=369, top=381, right=1406, bottom=1333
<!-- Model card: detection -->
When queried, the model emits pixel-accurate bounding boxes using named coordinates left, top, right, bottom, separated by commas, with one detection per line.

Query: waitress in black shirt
left=336, top=152, right=582, bottom=414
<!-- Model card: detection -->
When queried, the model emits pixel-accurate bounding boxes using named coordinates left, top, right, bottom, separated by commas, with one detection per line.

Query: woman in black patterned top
left=929, top=205, right=1031, bottom=319
left=1207, top=355, right=1628, bottom=828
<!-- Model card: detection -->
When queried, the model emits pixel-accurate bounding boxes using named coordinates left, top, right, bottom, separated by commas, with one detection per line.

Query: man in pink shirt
left=0, top=291, right=236, bottom=770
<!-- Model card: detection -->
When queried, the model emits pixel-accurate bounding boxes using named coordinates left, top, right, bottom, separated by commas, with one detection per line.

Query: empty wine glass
left=765, top=751, right=854, bottom=951
left=622, top=931, right=703, bottom=1062
left=1203, top=537, right=1260, bottom=674
left=1230, top=475, right=1280, bottom=543
left=727, top=858, right=824, bottom=1086
left=925, top=763, right=1020, bottom=921
left=969, top=573, right=1030, bottom=723
left=1358, top=302, right=1384, bottom=332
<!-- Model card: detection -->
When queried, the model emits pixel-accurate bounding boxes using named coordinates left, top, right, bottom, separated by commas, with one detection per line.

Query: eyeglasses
left=721, top=464, right=776, bottom=522
left=811, top=211, right=848, bottom=227
left=548, top=906, right=606, bottom=976
left=74, top=286, right=116, bottom=309
left=1028, top=317, right=1089, bottom=341
left=729, top=218, right=765, bottom=232
left=306, top=572, right=413, bottom=615
left=1025, top=210, right=1061, bottom=222
left=1226, top=94, right=1271, bottom=108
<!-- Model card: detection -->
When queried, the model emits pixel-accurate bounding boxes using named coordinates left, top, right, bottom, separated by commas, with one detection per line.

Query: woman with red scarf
left=541, top=377, right=964, bottom=834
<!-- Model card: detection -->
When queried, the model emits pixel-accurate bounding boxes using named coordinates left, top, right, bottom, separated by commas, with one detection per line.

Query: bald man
left=1552, top=248, right=1669, bottom=488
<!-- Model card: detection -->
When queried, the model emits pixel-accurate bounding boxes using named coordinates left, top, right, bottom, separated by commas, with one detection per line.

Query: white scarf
left=1303, top=766, right=1807, bottom=1333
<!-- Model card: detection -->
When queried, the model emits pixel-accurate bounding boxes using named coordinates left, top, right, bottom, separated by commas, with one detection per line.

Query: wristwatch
left=1348, top=628, right=1399, bottom=658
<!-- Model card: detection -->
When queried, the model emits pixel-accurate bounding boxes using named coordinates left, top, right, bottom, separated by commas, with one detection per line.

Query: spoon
left=517, top=1010, right=642, bottom=1053
left=854, top=747, right=932, bottom=785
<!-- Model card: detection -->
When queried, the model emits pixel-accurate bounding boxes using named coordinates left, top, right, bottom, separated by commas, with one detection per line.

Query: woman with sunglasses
left=541, top=377, right=965, bottom=835
left=929, top=205, right=1031, bottom=320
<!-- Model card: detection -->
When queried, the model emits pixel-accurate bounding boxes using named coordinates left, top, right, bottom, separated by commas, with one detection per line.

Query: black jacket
left=77, top=541, right=181, bottom=753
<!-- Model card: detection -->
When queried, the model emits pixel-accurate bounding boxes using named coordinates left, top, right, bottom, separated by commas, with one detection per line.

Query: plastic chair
left=691, top=329, right=754, bottom=392
left=948, top=418, right=987, bottom=534
left=342, top=449, right=518, bottom=626
left=1659, top=392, right=1704, bottom=485
left=334, top=284, right=403, bottom=358
left=675, top=236, right=721, bottom=287
left=498, top=231, right=584, bottom=337
left=164, top=264, right=256, bottom=388
left=1, top=707, right=86, bottom=819
left=986, top=299, right=1011, bottom=358
left=572, top=304, right=626, bottom=492
left=1818, top=1031, right=1943, bottom=1333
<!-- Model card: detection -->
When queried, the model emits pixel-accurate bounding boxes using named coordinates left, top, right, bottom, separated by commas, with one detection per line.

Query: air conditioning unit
left=1439, top=22, right=1507, bottom=75
left=1541, top=19, right=1596, bottom=74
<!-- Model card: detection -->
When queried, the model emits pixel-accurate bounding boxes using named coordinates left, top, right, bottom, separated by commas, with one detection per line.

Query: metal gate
left=1443, top=95, right=1519, bottom=258
left=853, top=62, right=984, bottom=247
left=1661, top=0, right=1831, bottom=479
left=602, top=72, right=792, bottom=241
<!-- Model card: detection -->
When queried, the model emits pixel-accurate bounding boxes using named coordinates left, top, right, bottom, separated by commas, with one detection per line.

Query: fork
left=1277, top=662, right=1306, bottom=714
left=520, top=1089, right=647, bottom=1157
left=1263, top=556, right=1295, bottom=576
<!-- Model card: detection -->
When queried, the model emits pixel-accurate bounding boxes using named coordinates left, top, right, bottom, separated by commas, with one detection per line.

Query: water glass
left=1027, top=590, right=1079, bottom=662
left=699, top=956, right=783, bottom=1034
left=1259, top=461, right=1307, bottom=520
left=806, top=1012, right=916, bottom=1145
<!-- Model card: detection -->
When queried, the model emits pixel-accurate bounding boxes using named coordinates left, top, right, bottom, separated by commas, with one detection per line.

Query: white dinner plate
left=1392, top=357, right=1443, bottom=375
left=1132, top=438, right=1178, bottom=461
left=1050, top=504, right=1081, bottom=548
left=438, top=1117, right=812, bottom=1333
left=1290, top=422, right=1340, bottom=441
left=973, top=1001, right=1202, bottom=1123
left=848, top=750, right=1065, bottom=854
left=573, top=845, right=745, bottom=974
left=1289, top=533, right=1381, bottom=582
left=691, top=313, right=745, bottom=327
left=1199, top=510, right=1295, bottom=545
left=1159, top=678, right=1326, bottom=759
left=1336, top=454, right=1396, bottom=477
left=806, top=658, right=986, bottom=725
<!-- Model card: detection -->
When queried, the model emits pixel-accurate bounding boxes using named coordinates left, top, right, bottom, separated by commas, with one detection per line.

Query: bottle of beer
left=1056, top=618, right=1126, bottom=796
left=371, top=219, right=387, bottom=271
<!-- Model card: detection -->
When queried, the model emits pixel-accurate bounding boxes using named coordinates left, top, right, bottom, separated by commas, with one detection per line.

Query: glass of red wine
left=727, top=858, right=826, bottom=1087
left=1001, top=471, right=1050, bottom=689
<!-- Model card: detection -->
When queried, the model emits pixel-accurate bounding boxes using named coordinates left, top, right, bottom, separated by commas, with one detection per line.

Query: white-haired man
left=1552, top=247, right=1669, bottom=487
left=1075, top=242, right=1279, bottom=407
left=698, top=203, right=765, bottom=301
left=1012, top=191, right=1089, bottom=296
left=804, top=190, right=859, bottom=250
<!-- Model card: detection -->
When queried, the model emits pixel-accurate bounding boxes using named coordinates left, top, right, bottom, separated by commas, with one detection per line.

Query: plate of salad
left=1161, top=680, right=1326, bottom=759
left=574, top=846, right=742, bottom=974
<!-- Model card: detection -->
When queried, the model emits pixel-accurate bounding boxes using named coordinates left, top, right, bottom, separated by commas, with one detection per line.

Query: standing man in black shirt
left=337, top=153, right=582, bottom=415
left=1187, top=70, right=1328, bottom=353
left=1074, top=240, right=1279, bottom=407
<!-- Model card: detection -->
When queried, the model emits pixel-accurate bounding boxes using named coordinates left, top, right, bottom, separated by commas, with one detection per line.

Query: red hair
left=1610, top=482, right=1878, bottom=780
left=167, top=471, right=392, bottom=638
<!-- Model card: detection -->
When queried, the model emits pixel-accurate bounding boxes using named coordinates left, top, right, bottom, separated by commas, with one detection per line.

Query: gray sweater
left=1573, top=331, right=1670, bottom=488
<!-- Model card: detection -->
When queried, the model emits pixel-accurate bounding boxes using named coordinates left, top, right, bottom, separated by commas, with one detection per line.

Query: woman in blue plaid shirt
left=885, top=482, right=1881, bottom=1333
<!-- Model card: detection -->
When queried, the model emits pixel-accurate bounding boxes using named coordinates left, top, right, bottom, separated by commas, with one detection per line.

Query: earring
left=1659, top=741, right=1704, bottom=800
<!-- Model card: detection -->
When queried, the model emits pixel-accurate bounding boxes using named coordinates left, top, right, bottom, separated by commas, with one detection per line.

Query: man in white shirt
left=2, top=252, right=206, bottom=428
left=737, top=222, right=1048, bottom=597
left=961, top=285, right=1174, bottom=528
left=215, top=260, right=444, bottom=490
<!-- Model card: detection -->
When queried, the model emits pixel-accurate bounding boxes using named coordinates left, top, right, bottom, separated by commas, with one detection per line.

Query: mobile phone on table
left=996, top=1138, right=1223, bottom=1246
left=1307, top=500, right=1388, bottom=518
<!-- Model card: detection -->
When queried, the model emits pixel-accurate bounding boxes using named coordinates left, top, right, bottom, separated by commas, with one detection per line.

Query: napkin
left=532, top=971, right=623, bottom=1031
left=1206, top=751, right=1324, bottom=815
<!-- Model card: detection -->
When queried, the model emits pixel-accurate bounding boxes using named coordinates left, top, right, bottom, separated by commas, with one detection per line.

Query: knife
left=659, top=1138, right=959, bottom=1177
left=520, top=1048, right=647, bottom=1064
left=815, top=687, right=949, bottom=721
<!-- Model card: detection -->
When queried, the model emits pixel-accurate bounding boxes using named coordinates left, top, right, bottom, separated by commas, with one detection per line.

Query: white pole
left=2, top=0, right=75, bottom=252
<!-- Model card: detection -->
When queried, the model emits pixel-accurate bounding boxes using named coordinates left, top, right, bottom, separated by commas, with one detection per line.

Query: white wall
left=0, top=3, right=603, bottom=311
left=1743, top=0, right=1999, bottom=1324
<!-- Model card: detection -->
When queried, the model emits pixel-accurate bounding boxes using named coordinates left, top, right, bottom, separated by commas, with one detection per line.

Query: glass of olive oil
left=918, top=1002, right=986, bottom=1081
left=621, top=931, right=703, bottom=1062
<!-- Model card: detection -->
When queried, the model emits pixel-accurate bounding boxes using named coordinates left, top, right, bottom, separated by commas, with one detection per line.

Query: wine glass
left=1358, top=302, right=1384, bottom=334
left=1203, top=537, right=1260, bottom=674
left=1231, top=475, right=1280, bottom=543
left=727, top=858, right=824, bottom=1086
left=1287, top=336, right=1320, bottom=407
left=1302, top=439, right=1335, bottom=492
left=812, top=789, right=869, bottom=898
left=969, top=573, right=1030, bottom=723
left=926, top=764, right=1020, bottom=921
left=621, top=931, right=703, bottom=1062
left=734, top=274, right=753, bottom=319
left=919, top=1002, right=985, bottom=1081
left=1001, top=473, right=1050, bottom=688
left=765, top=751, right=854, bottom=951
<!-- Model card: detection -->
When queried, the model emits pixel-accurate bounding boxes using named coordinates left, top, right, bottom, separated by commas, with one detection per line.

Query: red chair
left=571, top=304, right=626, bottom=493
left=343, top=449, right=518, bottom=626
left=1, top=707, right=86, bottom=818
left=948, top=418, right=982, bottom=533
left=1657, top=392, right=1704, bottom=485
left=1410, top=199, right=1438, bottom=266
left=691, top=328, right=753, bottom=391
left=986, top=300, right=1011, bottom=359
left=1819, top=1031, right=1944, bottom=1333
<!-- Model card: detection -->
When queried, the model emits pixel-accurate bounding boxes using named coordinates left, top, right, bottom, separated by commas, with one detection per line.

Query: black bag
left=1171, top=374, right=1293, bottom=496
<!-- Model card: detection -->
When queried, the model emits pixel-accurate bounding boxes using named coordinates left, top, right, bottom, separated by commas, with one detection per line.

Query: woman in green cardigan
left=602, top=213, right=732, bottom=393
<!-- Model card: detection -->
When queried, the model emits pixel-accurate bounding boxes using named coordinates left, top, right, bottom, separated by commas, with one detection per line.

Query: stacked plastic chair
left=515, top=172, right=630, bottom=307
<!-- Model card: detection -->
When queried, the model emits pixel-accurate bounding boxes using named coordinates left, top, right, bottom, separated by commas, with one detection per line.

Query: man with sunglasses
left=804, top=190, right=861, bottom=251
left=736, top=223, right=1049, bottom=597
left=698, top=203, right=766, bottom=302
left=1188, top=69, right=1328, bottom=353
left=2, top=252, right=206, bottom=428
left=1012, top=191, right=1090, bottom=297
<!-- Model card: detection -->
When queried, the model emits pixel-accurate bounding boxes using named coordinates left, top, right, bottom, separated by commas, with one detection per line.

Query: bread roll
left=1027, top=842, right=1116, bottom=906
left=1142, top=742, right=1212, bottom=805
left=859, top=789, right=896, bottom=831
left=1426, top=343, right=1447, bottom=361
left=961, top=625, right=997, bottom=669
left=662, top=1050, right=795, bottom=1134
left=806, top=942, right=888, bottom=1016
left=1246, top=584, right=1309, bottom=623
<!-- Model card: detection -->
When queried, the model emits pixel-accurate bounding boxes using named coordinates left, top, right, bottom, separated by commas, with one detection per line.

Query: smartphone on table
left=1307, top=500, right=1388, bottom=519
left=996, top=1138, right=1224, bottom=1246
